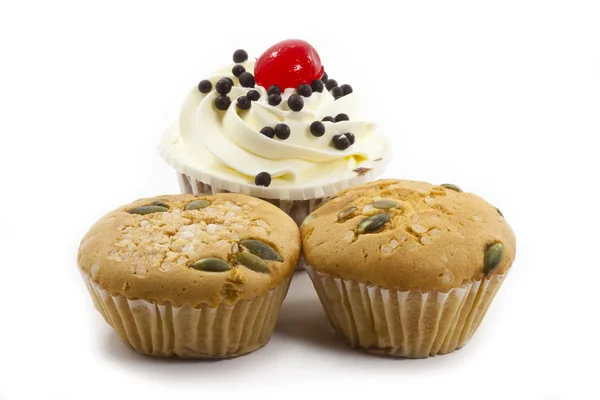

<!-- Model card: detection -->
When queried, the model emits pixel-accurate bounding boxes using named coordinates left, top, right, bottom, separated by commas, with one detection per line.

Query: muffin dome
left=78, top=193, right=300, bottom=308
left=301, top=179, right=516, bottom=292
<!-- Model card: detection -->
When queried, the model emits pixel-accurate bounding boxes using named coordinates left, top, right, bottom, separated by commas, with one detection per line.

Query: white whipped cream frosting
left=160, top=62, right=391, bottom=200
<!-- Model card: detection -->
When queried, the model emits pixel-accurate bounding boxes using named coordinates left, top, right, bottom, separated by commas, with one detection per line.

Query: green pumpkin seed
left=237, top=252, right=270, bottom=274
left=441, top=183, right=463, bottom=193
left=190, top=258, right=232, bottom=272
left=337, top=206, right=357, bottom=222
left=357, top=213, right=390, bottom=234
left=151, top=200, right=169, bottom=208
left=127, top=205, right=169, bottom=215
left=185, top=199, right=211, bottom=211
left=240, top=239, right=282, bottom=261
left=484, top=243, right=504, bottom=275
left=496, top=208, right=504, bottom=217
left=370, top=200, right=399, bottom=210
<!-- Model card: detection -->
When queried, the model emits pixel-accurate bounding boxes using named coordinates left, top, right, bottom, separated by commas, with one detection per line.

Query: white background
left=1, top=0, right=599, bottom=399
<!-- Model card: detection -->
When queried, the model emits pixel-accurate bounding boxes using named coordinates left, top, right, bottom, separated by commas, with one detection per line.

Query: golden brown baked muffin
left=78, top=193, right=300, bottom=358
left=301, top=179, right=516, bottom=358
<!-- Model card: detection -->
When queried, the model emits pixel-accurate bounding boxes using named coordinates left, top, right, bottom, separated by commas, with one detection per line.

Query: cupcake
left=159, top=39, right=391, bottom=227
left=78, top=193, right=300, bottom=358
left=301, top=179, right=516, bottom=358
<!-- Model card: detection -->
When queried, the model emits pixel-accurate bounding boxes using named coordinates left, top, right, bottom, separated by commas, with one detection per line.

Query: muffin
left=301, top=179, right=516, bottom=358
left=159, top=39, right=391, bottom=227
left=78, top=193, right=300, bottom=358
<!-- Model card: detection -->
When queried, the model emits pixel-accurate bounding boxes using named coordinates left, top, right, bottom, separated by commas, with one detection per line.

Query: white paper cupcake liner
left=82, top=274, right=292, bottom=358
left=305, top=266, right=507, bottom=358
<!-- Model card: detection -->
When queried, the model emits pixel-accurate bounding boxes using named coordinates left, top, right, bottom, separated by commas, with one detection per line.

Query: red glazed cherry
left=254, top=39, right=324, bottom=90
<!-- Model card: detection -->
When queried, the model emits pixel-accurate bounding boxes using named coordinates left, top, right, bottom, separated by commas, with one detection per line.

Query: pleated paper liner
left=305, top=266, right=507, bottom=358
left=82, top=274, right=292, bottom=358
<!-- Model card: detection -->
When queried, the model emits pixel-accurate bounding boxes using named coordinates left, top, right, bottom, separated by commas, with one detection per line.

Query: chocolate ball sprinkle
left=224, top=77, right=234, bottom=86
left=288, top=94, right=304, bottom=111
left=267, top=85, right=282, bottom=96
left=239, top=72, right=255, bottom=88
left=297, top=83, right=313, bottom=97
left=309, top=121, right=326, bottom=137
left=311, top=79, right=324, bottom=93
left=335, top=113, right=350, bottom=122
left=232, top=64, right=246, bottom=77
left=322, top=116, right=335, bottom=123
left=247, top=89, right=260, bottom=101
left=198, top=80, right=212, bottom=94
left=236, top=95, right=251, bottom=110
left=233, top=49, right=248, bottom=63
left=255, top=172, right=272, bottom=187
left=215, top=78, right=232, bottom=95
left=260, top=126, right=275, bottom=138
left=215, top=95, right=231, bottom=110
left=325, top=79, right=338, bottom=91
left=331, top=86, right=344, bottom=100
left=275, top=123, right=291, bottom=140
left=345, top=132, right=356, bottom=144
left=341, top=84, right=353, bottom=95
left=332, top=134, right=350, bottom=150
left=321, top=72, right=329, bottom=83
left=268, top=94, right=282, bottom=106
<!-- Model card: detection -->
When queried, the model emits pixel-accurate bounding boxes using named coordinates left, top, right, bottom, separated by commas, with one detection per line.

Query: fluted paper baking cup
left=82, top=274, right=292, bottom=358
left=305, top=266, right=507, bottom=358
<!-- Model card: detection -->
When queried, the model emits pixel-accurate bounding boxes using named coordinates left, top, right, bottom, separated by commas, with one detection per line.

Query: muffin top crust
left=78, top=194, right=300, bottom=307
left=301, top=179, right=516, bottom=292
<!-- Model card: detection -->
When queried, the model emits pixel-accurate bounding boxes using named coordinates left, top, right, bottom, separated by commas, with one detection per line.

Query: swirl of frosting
left=160, top=62, right=391, bottom=199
